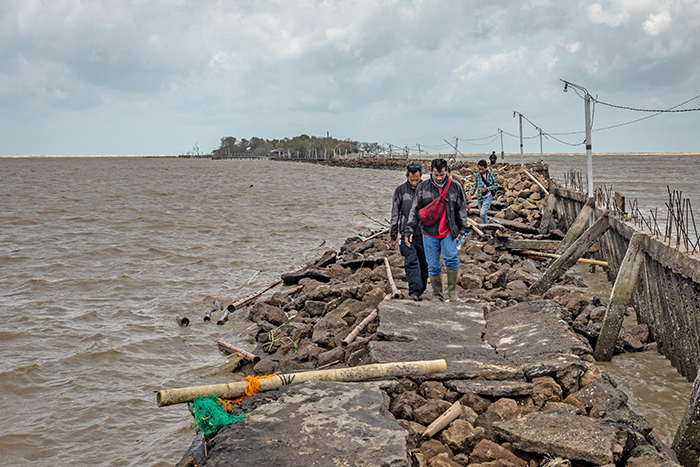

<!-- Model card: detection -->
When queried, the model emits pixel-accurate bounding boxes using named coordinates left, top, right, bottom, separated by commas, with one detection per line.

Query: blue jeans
left=422, top=234, right=459, bottom=277
left=478, top=192, right=493, bottom=224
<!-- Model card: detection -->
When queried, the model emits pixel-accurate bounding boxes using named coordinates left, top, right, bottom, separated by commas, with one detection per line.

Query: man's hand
left=390, top=239, right=397, bottom=248
left=481, top=187, right=488, bottom=194
left=404, top=234, right=413, bottom=247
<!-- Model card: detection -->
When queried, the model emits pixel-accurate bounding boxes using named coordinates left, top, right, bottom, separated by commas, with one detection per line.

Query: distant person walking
left=404, top=159, right=469, bottom=302
left=489, top=151, right=497, bottom=166
left=468, top=159, right=498, bottom=225
left=390, top=164, right=429, bottom=301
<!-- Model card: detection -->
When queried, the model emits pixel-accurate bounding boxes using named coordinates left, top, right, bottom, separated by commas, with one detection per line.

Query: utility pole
left=498, top=129, right=504, bottom=160
left=514, top=112, right=524, bottom=165
left=389, top=144, right=393, bottom=158
left=561, top=79, right=594, bottom=197
left=454, top=137, right=458, bottom=161
left=417, top=144, right=421, bottom=157
left=538, top=128, right=544, bottom=163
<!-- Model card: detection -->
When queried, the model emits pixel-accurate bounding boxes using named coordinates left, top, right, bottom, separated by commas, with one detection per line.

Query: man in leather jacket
left=403, top=159, right=469, bottom=302
left=390, top=164, right=428, bottom=301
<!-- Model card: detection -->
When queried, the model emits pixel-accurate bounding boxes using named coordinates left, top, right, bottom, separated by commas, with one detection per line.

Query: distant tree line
left=211, top=134, right=386, bottom=158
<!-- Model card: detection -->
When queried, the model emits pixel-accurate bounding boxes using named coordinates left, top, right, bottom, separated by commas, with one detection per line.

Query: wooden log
left=555, top=197, right=595, bottom=255
left=538, top=192, right=557, bottom=235
left=360, top=228, right=390, bottom=242
left=593, top=233, right=646, bottom=362
left=506, top=239, right=560, bottom=251
left=516, top=250, right=608, bottom=267
left=384, top=257, right=401, bottom=298
left=467, top=218, right=484, bottom=236
left=491, top=217, right=539, bottom=234
left=523, top=169, right=549, bottom=195
left=217, top=279, right=283, bottom=325
left=342, top=307, right=380, bottom=347
left=203, top=300, right=222, bottom=322
left=176, top=316, right=190, bottom=327
left=156, top=359, right=448, bottom=407
left=215, top=339, right=261, bottom=363
left=423, top=401, right=462, bottom=438
left=260, top=285, right=304, bottom=304
left=529, top=213, right=610, bottom=296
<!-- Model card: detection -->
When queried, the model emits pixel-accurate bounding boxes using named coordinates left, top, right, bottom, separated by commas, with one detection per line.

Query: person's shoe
left=430, top=276, right=444, bottom=302
left=446, top=268, right=460, bottom=302
left=409, top=294, right=422, bottom=301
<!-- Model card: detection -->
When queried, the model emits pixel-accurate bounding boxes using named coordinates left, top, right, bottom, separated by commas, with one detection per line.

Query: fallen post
left=555, top=197, right=595, bottom=255
left=204, top=300, right=222, bottom=322
left=505, top=239, right=560, bottom=250
left=593, top=233, right=646, bottom=361
left=529, top=212, right=610, bottom=296
left=384, top=257, right=401, bottom=299
left=423, top=401, right=462, bottom=438
left=516, top=250, right=608, bottom=267
left=524, top=168, right=549, bottom=195
left=467, top=218, right=484, bottom=236
left=176, top=316, right=190, bottom=327
left=156, top=359, right=448, bottom=407
left=342, top=306, right=380, bottom=347
left=218, top=279, right=283, bottom=325
left=261, top=285, right=304, bottom=304
left=673, top=371, right=700, bottom=467
left=215, top=339, right=261, bottom=363
left=360, top=228, right=390, bottom=242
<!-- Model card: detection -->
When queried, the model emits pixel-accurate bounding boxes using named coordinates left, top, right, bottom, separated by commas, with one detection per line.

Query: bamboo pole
left=215, top=339, right=260, bottom=363
left=342, top=308, right=379, bottom=347
left=260, top=285, right=304, bottom=304
left=423, top=401, right=462, bottom=438
left=516, top=250, right=608, bottom=267
left=217, top=279, right=283, bottom=325
left=384, top=257, right=401, bottom=298
left=156, top=359, right=447, bottom=407
left=360, top=228, right=390, bottom=242
left=523, top=169, right=549, bottom=195
left=467, top=218, right=484, bottom=236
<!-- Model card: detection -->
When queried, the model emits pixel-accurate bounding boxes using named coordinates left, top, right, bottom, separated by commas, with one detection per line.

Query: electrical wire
left=593, top=93, right=700, bottom=113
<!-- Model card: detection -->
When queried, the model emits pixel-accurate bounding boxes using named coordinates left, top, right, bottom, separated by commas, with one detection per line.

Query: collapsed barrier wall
left=551, top=185, right=700, bottom=382
left=552, top=185, right=700, bottom=466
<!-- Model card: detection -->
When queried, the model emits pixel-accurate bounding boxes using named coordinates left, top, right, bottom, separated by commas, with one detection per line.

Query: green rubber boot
left=430, top=275, right=444, bottom=302
left=446, top=268, right=460, bottom=302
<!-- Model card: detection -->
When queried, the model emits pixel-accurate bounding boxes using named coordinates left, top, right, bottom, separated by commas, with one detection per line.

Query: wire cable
left=593, top=93, right=700, bottom=113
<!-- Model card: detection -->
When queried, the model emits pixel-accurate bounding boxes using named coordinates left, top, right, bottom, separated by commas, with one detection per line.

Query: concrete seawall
left=552, top=185, right=700, bottom=467
left=551, top=186, right=700, bottom=383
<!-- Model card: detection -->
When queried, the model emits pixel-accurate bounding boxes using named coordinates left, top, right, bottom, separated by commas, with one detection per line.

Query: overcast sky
left=2, top=0, right=700, bottom=156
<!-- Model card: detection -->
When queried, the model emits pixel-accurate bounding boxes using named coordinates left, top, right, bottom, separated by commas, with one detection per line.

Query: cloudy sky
left=2, top=0, right=700, bottom=156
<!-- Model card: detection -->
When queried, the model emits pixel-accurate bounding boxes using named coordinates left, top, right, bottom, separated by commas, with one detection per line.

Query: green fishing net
left=190, top=396, right=245, bottom=436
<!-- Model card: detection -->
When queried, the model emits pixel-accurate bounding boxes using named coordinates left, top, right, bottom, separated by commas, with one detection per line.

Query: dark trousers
left=400, top=235, right=429, bottom=297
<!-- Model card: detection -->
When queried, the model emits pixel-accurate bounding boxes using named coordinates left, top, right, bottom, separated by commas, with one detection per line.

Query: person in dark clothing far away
left=489, top=151, right=497, bottom=166
left=468, top=159, right=498, bottom=225
left=390, top=164, right=428, bottom=301
left=403, top=159, right=469, bottom=302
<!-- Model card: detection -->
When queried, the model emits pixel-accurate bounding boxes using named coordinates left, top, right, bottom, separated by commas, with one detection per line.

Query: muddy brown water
left=0, top=155, right=695, bottom=465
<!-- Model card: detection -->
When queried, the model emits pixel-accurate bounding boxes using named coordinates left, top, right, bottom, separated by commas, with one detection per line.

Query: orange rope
left=229, top=374, right=277, bottom=406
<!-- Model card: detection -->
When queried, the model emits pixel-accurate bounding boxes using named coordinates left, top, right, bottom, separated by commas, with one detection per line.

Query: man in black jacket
left=390, top=164, right=428, bottom=301
left=403, top=159, right=469, bottom=302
